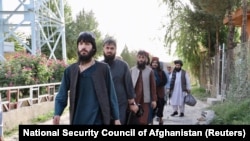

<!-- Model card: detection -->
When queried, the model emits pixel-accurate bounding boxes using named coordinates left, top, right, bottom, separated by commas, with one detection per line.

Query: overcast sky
left=2, top=0, right=178, bottom=62
left=67, top=0, right=177, bottom=62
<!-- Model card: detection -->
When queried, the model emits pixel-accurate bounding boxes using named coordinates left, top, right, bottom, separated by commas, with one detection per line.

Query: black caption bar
left=19, top=125, right=250, bottom=140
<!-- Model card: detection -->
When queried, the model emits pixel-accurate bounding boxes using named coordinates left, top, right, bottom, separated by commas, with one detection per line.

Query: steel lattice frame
left=0, top=0, right=66, bottom=62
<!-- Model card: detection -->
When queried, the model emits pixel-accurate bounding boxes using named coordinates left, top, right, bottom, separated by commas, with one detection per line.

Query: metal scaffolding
left=0, top=0, right=67, bottom=62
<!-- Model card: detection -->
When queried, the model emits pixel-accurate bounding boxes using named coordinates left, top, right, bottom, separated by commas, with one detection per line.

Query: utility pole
left=0, top=0, right=67, bottom=62
left=0, top=0, right=4, bottom=61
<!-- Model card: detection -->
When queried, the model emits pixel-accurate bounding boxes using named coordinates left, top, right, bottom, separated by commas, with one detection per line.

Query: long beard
left=175, top=67, right=182, bottom=72
left=137, top=61, right=146, bottom=70
left=104, top=54, right=115, bottom=66
left=77, top=49, right=95, bottom=63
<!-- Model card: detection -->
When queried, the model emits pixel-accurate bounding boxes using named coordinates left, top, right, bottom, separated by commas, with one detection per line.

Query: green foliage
left=191, top=86, right=209, bottom=101
left=47, top=59, right=68, bottom=83
left=0, top=52, right=67, bottom=87
left=31, top=111, right=54, bottom=123
left=3, top=126, right=18, bottom=137
left=161, top=0, right=240, bottom=85
left=39, top=0, right=73, bottom=60
left=5, top=32, right=27, bottom=52
left=37, top=0, right=103, bottom=60
left=3, top=107, right=70, bottom=137
left=193, top=0, right=241, bottom=16
left=67, top=58, right=77, bottom=65
left=120, top=46, right=137, bottom=68
left=210, top=99, right=250, bottom=124
left=191, top=86, right=250, bottom=124
left=66, top=9, right=103, bottom=60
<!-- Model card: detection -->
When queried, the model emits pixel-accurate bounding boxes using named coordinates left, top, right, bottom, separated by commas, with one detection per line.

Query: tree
left=161, top=0, right=241, bottom=89
left=120, top=45, right=137, bottom=68
left=241, top=0, right=248, bottom=43
left=66, top=9, right=103, bottom=60
left=5, top=31, right=27, bottom=52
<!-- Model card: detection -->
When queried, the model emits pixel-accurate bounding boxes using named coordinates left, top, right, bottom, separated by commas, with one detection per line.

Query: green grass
left=31, top=106, right=69, bottom=123
left=191, top=86, right=210, bottom=101
left=31, top=110, right=54, bottom=123
left=3, top=126, right=18, bottom=137
left=3, top=110, right=55, bottom=137
left=191, top=85, right=250, bottom=124
left=209, top=98, right=250, bottom=124
left=4, top=107, right=69, bottom=137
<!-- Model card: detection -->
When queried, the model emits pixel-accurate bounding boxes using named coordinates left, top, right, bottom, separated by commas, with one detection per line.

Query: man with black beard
left=130, top=50, right=157, bottom=125
left=53, top=32, right=121, bottom=125
left=102, top=37, right=138, bottom=125
left=169, top=60, right=191, bottom=117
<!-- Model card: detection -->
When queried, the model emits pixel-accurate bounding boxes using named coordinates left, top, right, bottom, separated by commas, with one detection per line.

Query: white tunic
left=169, top=71, right=191, bottom=106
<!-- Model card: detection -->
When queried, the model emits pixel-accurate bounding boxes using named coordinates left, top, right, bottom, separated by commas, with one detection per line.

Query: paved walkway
left=4, top=99, right=214, bottom=141
left=158, top=99, right=214, bottom=125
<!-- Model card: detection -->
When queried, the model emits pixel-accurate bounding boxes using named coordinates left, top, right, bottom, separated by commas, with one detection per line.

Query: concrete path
left=155, top=99, right=214, bottom=125
left=4, top=98, right=214, bottom=141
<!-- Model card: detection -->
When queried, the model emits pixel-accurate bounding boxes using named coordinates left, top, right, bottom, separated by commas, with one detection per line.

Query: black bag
left=184, top=94, right=197, bottom=106
left=126, top=104, right=144, bottom=125
left=135, top=104, right=144, bottom=117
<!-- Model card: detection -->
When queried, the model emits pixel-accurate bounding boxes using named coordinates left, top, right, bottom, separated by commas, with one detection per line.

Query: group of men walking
left=53, top=31, right=191, bottom=125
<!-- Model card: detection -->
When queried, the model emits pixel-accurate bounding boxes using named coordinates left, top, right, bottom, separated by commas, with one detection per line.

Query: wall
left=2, top=101, right=54, bottom=131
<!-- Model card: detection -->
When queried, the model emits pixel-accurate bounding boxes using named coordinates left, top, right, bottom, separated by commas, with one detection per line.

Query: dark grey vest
left=69, top=62, right=111, bottom=124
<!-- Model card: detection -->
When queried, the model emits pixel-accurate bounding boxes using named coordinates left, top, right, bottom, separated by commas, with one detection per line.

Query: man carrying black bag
left=169, top=60, right=191, bottom=117
left=126, top=103, right=144, bottom=125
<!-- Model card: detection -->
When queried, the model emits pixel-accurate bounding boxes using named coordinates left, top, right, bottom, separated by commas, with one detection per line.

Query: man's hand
left=114, top=120, right=121, bottom=125
left=53, top=115, right=60, bottom=125
left=151, top=101, right=157, bottom=109
left=129, top=104, right=139, bottom=113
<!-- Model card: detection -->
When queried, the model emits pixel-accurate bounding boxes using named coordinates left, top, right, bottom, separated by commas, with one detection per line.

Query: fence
left=0, top=82, right=62, bottom=131
left=0, top=82, right=61, bottom=112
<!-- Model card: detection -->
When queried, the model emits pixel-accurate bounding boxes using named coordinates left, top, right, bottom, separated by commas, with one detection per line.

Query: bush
left=0, top=52, right=67, bottom=87
left=191, top=86, right=209, bottom=101
left=47, top=59, right=68, bottom=83
left=210, top=99, right=250, bottom=124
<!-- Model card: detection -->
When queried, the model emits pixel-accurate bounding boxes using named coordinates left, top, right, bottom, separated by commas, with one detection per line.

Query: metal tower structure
left=0, top=0, right=67, bottom=62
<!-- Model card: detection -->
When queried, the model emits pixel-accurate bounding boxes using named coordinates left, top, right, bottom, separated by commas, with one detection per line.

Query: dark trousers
left=156, top=97, right=166, bottom=118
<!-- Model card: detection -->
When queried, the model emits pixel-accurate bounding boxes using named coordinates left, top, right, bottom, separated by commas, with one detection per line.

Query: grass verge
left=4, top=107, right=69, bottom=138
left=209, top=98, right=250, bottom=124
